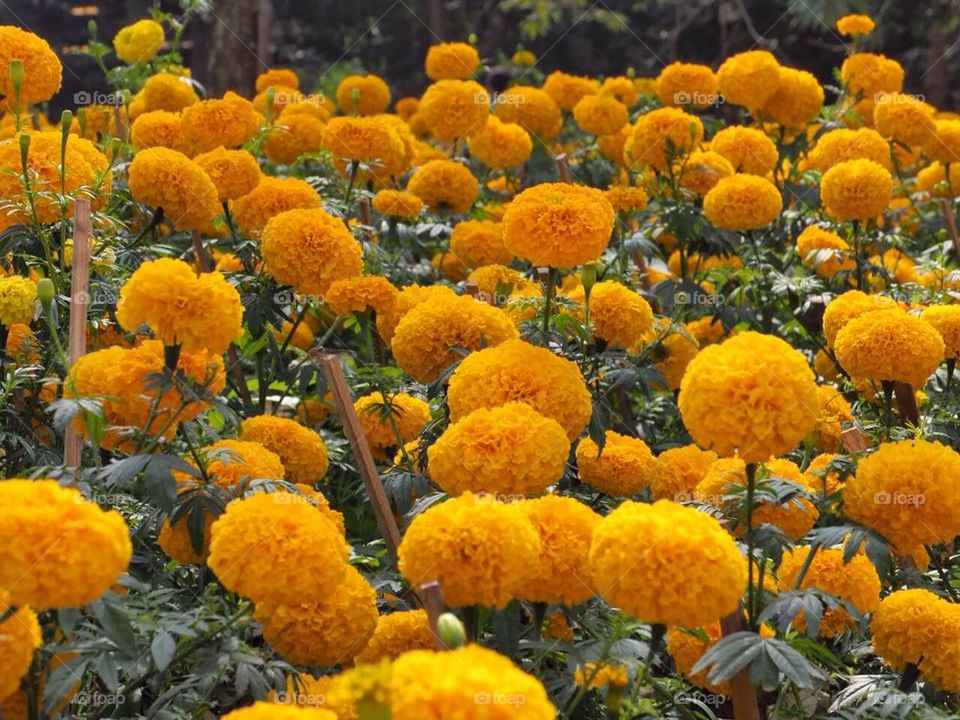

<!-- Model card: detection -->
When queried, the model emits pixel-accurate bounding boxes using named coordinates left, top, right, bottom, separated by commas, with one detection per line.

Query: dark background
left=3, top=0, right=959, bottom=112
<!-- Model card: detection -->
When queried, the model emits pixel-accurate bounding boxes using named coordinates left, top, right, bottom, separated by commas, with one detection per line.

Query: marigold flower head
left=256, top=67, right=300, bottom=93
left=389, top=644, right=555, bottom=719
left=626, top=107, right=703, bottom=171
left=322, top=116, right=408, bottom=184
left=418, top=79, right=489, bottom=141
left=717, top=50, right=781, bottom=110
left=822, top=290, right=898, bottom=346
left=260, top=208, right=363, bottom=296
left=600, top=75, right=639, bottom=106
left=652, top=444, right=718, bottom=502
left=576, top=431, right=663, bottom=497
left=180, top=93, right=262, bottom=156
left=231, top=176, right=320, bottom=236
left=264, top=112, right=325, bottom=164
left=447, top=338, right=591, bottom=440
left=836, top=13, right=875, bottom=36
left=654, top=62, right=718, bottom=109
left=811, top=384, right=853, bottom=453
left=355, top=610, right=435, bottom=663
left=922, top=304, right=960, bottom=358
left=834, top=308, right=943, bottom=388
left=142, top=72, right=199, bottom=112
left=116, top=257, right=242, bottom=353
left=240, top=415, right=329, bottom=483
left=113, top=18, right=164, bottom=64
left=424, top=41, right=480, bottom=80
left=678, top=331, right=820, bottom=462
left=841, top=53, right=904, bottom=98
left=679, top=150, right=734, bottom=195
left=466, top=115, right=533, bottom=169
left=666, top=623, right=731, bottom=694
left=207, top=490, right=349, bottom=606
left=502, top=182, right=614, bottom=267
left=0, top=479, right=131, bottom=608
left=406, top=159, right=478, bottom=214
left=543, top=70, right=600, bottom=110
left=428, top=401, right=569, bottom=497
left=371, top=189, right=423, bottom=218
left=336, top=74, right=391, bottom=116
left=924, top=119, right=960, bottom=164
left=585, top=280, right=654, bottom=348
left=130, top=110, right=184, bottom=151
left=193, top=146, right=261, bottom=201
left=127, top=146, right=220, bottom=229
left=391, top=294, right=518, bottom=382
left=820, top=158, right=893, bottom=221
left=759, top=67, right=824, bottom=128
left=493, top=85, right=562, bottom=138
left=467, top=265, right=538, bottom=300
left=573, top=662, right=629, bottom=690
left=603, top=185, right=648, bottom=213
left=182, top=438, right=284, bottom=489
left=398, top=492, right=540, bottom=607
left=808, top=127, right=891, bottom=172
left=597, top=123, right=632, bottom=165
left=572, top=93, right=627, bottom=136
left=703, top=173, right=782, bottom=230
left=797, top=225, right=854, bottom=278
left=354, top=392, right=429, bottom=455
left=158, top=511, right=215, bottom=565
left=0, top=26, right=61, bottom=106
left=710, top=126, right=778, bottom=175
left=0, top=275, right=36, bottom=326
left=375, top=284, right=457, bottom=345
left=590, top=499, right=747, bottom=625
left=0, top=590, right=40, bottom=702
left=449, top=219, right=511, bottom=269
left=873, top=92, right=936, bottom=147
left=325, top=275, right=398, bottom=316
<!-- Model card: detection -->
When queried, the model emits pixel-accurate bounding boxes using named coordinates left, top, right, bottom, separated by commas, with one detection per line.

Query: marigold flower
left=582, top=280, right=653, bottom=347
left=717, top=50, right=781, bottom=110
left=678, top=331, right=820, bottom=462
left=626, top=107, right=703, bottom=170
left=424, top=41, right=480, bottom=80
left=600, top=75, right=639, bottom=106
left=322, top=116, right=408, bottom=184
left=652, top=444, right=718, bottom=502
left=822, top=290, right=898, bottom=346
left=493, top=85, right=562, bottom=138
left=447, top=338, right=591, bottom=440
left=113, top=18, right=165, bottom=63
left=679, top=150, right=734, bottom=195
left=240, top=415, right=328, bottom=483
left=811, top=384, right=852, bottom=453
left=231, top=176, right=320, bottom=236
left=263, top=112, right=325, bottom=164
left=759, top=67, right=823, bottom=128
left=406, top=159, right=478, bottom=214
left=573, top=93, right=627, bottom=135
left=603, top=185, right=648, bottom=213
left=0, top=26, right=61, bottom=106
left=710, top=126, right=778, bottom=175
left=418, top=79, right=489, bottom=141
left=371, top=189, right=422, bottom=218
left=597, top=124, right=632, bottom=166
left=796, top=225, right=854, bottom=277
left=0, top=479, right=131, bottom=608
left=666, top=623, right=731, bottom=694
left=654, top=61, right=718, bottom=108
left=207, top=491, right=349, bottom=606
left=576, top=431, right=663, bottom=497
left=182, top=438, right=285, bottom=489
left=127, top=146, right=220, bottom=229
left=873, top=92, right=936, bottom=147
left=375, top=284, right=457, bottom=345
left=808, top=127, right=891, bottom=172
left=590, top=499, right=747, bottom=626
left=354, top=392, right=429, bottom=456
left=922, top=304, right=960, bottom=358
left=703, top=174, right=782, bottom=230
left=428, top=401, right=569, bottom=496
left=467, top=265, right=538, bottom=300
left=0, top=275, right=36, bottom=326
left=325, top=275, right=398, bottom=316
left=837, top=13, right=875, bottom=36
left=0, top=591, right=40, bottom=702
left=449, top=219, right=511, bottom=268
left=466, top=115, right=533, bottom=168
left=336, top=74, right=391, bottom=116
left=130, top=109, right=183, bottom=150
left=543, top=70, right=600, bottom=110
left=502, top=182, right=614, bottom=267
left=924, top=119, right=960, bottom=164
left=142, top=72, right=199, bottom=112
left=193, top=146, right=261, bottom=201
left=256, top=67, right=300, bottom=93
left=355, top=610, right=435, bottom=663
left=841, top=53, right=903, bottom=98
left=573, top=662, right=629, bottom=689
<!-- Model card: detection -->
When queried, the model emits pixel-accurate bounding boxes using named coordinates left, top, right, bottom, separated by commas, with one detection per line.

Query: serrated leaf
left=151, top=631, right=176, bottom=671
left=92, top=598, right=139, bottom=658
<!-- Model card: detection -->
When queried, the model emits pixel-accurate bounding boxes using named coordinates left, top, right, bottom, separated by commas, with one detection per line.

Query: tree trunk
left=204, top=0, right=268, bottom=97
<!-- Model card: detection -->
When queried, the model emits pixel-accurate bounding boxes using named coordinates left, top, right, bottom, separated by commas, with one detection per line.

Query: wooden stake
left=941, top=199, right=960, bottom=256
left=112, top=104, right=128, bottom=144
left=192, top=230, right=213, bottom=272
left=893, top=381, right=920, bottom=426
left=719, top=609, right=761, bottom=720
left=357, top=196, right=372, bottom=227
left=555, top=153, right=573, bottom=183
left=64, top=199, right=92, bottom=470
left=840, top=426, right=868, bottom=453
left=310, top=349, right=403, bottom=564
left=419, top=580, right=446, bottom=649
left=464, top=280, right=481, bottom=300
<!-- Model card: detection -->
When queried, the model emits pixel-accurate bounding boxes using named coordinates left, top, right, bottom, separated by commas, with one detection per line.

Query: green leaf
left=151, top=631, right=176, bottom=672
left=91, top=598, right=139, bottom=659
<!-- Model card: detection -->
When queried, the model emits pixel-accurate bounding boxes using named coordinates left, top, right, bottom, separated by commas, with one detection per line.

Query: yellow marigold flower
left=467, top=264, right=538, bottom=301
left=241, top=415, right=329, bottom=484
left=837, top=13, right=875, bottom=36
left=573, top=662, right=629, bottom=690
left=796, top=225, right=854, bottom=277
left=841, top=53, right=903, bottom=98
left=0, top=276, right=36, bottom=326
left=193, top=146, right=261, bottom=201
left=805, top=453, right=845, bottom=494
left=576, top=431, right=663, bottom=497
left=375, top=284, right=457, bottom=345
left=391, top=294, right=518, bottom=382
left=467, top=115, right=533, bottom=169
left=922, top=304, right=960, bottom=358
left=252, top=85, right=299, bottom=118
left=222, top=701, right=336, bottom=720
left=0, top=26, right=61, bottom=106
left=493, top=85, right=562, bottom=138
left=181, top=92, right=261, bottom=156
left=447, top=338, right=591, bottom=440
left=406, top=159, right=477, bottom=214
left=652, top=444, right=718, bottom=502
left=822, top=290, right=898, bottom=346
left=264, top=112, right=325, bottom=164
left=759, top=67, right=823, bottom=128
left=323, top=116, right=408, bottom=185
left=142, top=72, right=199, bottom=112
left=811, top=384, right=852, bottom=453
left=808, top=127, right=891, bottom=172
left=271, top=674, right=353, bottom=715
left=703, top=173, right=782, bottom=230
left=371, top=189, right=422, bottom=218
left=600, top=75, right=639, bottom=106
left=597, top=123, right=631, bottom=166
left=325, top=275, right=398, bottom=316
left=395, top=96, right=419, bottom=120
left=158, top=511, right=215, bottom=565
left=845, top=438, right=960, bottom=549
left=924, top=119, right=960, bottom=164
left=5, top=322, right=38, bottom=364
left=543, top=611, right=574, bottom=641
left=0, top=591, right=40, bottom=702
left=113, top=18, right=164, bottom=63
left=127, top=146, right=219, bottom=229
left=717, top=50, right=781, bottom=110
left=666, top=622, right=732, bottom=694
left=207, top=491, right=349, bottom=606
left=66, top=340, right=224, bottom=448
left=679, top=149, right=734, bottom=195
left=777, top=545, right=880, bottom=637
left=449, top=219, right=511, bottom=268
left=428, top=401, right=569, bottom=496
left=871, top=588, right=960, bottom=692
left=626, top=107, right=703, bottom=171
left=654, top=61, right=718, bottom=108
left=260, top=208, right=363, bottom=296
left=543, top=70, right=600, bottom=110
left=256, top=67, right=300, bottom=93
left=710, top=126, right=778, bottom=175
left=399, top=492, right=540, bottom=607
left=389, top=644, right=555, bottom=719
left=572, top=93, right=627, bottom=135
left=181, top=438, right=285, bottom=488
left=603, top=185, right=648, bottom=213
left=678, top=331, right=820, bottom=462
left=590, top=499, right=747, bottom=625
left=130, top=109, right=183, bottom=150
left=502, top=182, right=614, bottom=267
left=647, top=325, right=701, bottom=390
left=583, top=280, right=654, bottom=347
left=512, top=48, right=536, bottom=67
left=279, top=98, right=332, bottom=126
left=834, top=308, right=943, bottom=388
left=873, top=92, right=936, bottom=147
left=257, top=564, right=378, bottom=667
left=354, top=610, right=435, bottom=663
left=916, top=160, right=960, bottom=197
left=418, top=79, right=489, bottom=141
left=336, top=74, right=391, bottom=116
left=354, top=392, right=429, bottom=455
left=684, top=315, right=725, bottom=347
left=232, top=176, right=320, bottom=237
left=0, top=479, right=131, bottom=609
left=516, top=495, right=600, bottom=605
left=424, top=41, right=480, bottom=80
left=115, top=257, right=242, bottom=354
left=819, top=158, right=892, bottom=221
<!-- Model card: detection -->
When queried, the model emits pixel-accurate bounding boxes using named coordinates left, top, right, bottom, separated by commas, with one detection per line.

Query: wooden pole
left=555, top=153, right=573, bottom=183
left=892, top=381, right=920, bottom=426
left=64, top=199, right=92, bottom=470
left=192, top=230, right=213, bottom=272
left=419, top=580, right=446, bottom=649
left=719, top=608, right=761, bottom=720
left=310, top=349, right=403, bottom=565
left=840, top=426, right=868, bottom=453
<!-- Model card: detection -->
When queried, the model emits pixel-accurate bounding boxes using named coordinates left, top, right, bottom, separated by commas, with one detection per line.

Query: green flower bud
left=437, top=612, right=466, bottom=648
left=36, top=278, right=55, bottom=306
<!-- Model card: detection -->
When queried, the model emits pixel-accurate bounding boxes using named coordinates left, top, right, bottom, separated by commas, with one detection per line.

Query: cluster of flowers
left=3, top=8, right=960, bottom=719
